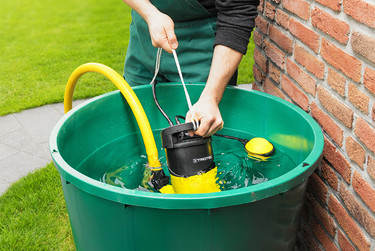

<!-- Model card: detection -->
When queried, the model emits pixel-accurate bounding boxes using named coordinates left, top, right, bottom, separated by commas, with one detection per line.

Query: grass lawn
left=0, top=163, right=75, bottom=250
left=238, top=34, right=255, bottom=85
left=0, top=0, right=131, bottom=116
left=0, top=0, right=255, bottom=249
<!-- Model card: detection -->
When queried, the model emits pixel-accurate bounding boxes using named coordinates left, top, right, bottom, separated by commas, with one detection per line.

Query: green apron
left=124, top=0, right=217, bottom=86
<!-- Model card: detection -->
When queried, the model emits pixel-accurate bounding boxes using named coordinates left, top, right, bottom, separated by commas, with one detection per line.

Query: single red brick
left=287, top=59, right=316, bottom=95
left=294, top=44, right=325, bottom=79
left=372, top=103, right=375, bottom=122
left=343, top=0, right=375, bottom=29
left=307, top=172, right=328, bottom=204
left=263, top=77, right=285, bottom=99
left=311, top=102, right=343, bottom=146
left=321, top=38, right=362, bottom=82
left=364, top=67, right=375, bottom=95
left=312, top=8, right=349, bottom=44
left=354, top=118, right=375, bottom=154
left=253, top=65, right=265, bottom=84
left=253, top=48, right=268, bottom=73
left=268, top=63, right=281, bottom=84
left=263, top=40, right=286, bottom=69
left=289, top=18, right=320, bottom=53
left=317, top=86, right=354, bottom=128
left=253, top=30, right=263, bottom=48
left=282, top=0, right=311, bottom=20
left=368, top=156, right=375, bottom=181
left=329, top=195, right=371, bottom=251
left=352, top=171, right=375, bottom=213
left=311, top=218, right=339, bottom=251
left=340, top=183, right=375, bottom=238
left=348, top=83, right=369, bottom=114
left=269, top=24, right=293, bottom=54
left=265, top=1, right=276, bottom=20
left=306, top=192, right=336, bottom=236
left=315, top=0, right=341, bottom=12
left=338, top=231, right=356, bottom=251
left=320, top=160, right=339, bottom=190
left=255, top=15, right=268, bottom=34
left=258, top=0, right=264, bottom=13
left=323, top=138, right=351, bottom=183
left=275, top=9, right=289, bottom=30
left=345, top=136, right=365, bottom=168
left=327, top=67, right=346, bottom=97
left=351, top=31, right=375, bottom=65
left=281, top=74, right=309, bottom=111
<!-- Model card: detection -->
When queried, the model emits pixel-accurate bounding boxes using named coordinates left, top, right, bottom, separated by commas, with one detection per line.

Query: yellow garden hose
left=64, top=63, right=162, bottom=171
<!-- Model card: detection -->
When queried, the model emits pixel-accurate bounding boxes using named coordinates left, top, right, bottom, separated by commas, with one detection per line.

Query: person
left=122, top=0, right=259, bottom=137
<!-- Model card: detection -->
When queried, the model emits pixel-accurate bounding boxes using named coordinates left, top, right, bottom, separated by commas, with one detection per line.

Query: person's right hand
left=146, top=12, right=178, bottom=53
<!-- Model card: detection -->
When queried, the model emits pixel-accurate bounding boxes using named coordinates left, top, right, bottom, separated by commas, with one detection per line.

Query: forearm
left=122, top=0, right=159, bottom=23
left=199, top=45, right=243, bottom=104
left=122, top=0, right=177, bottom=52
left=186, top=45, right=242, bottom=137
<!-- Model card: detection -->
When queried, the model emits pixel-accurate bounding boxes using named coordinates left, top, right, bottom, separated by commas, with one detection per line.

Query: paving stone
left=52, top=103, right=65, bottom=116
left=13, top=105, right=63, bottom=144
left=0, top=178, right=10, bottom=196
left=38, top=141, right=52, bottom=160
left=0, top=143, right=19, bottom=160
left=52, top=99, right=90, bottom=115
left=0, top=151, right=48, bottom=183
left=236, top=83, right=253, bottom=91
left=0, top=128, right=50, bottom=161
left=0, top=114, right=22, bottom=137
left=0, top=101, right=89, bottom=195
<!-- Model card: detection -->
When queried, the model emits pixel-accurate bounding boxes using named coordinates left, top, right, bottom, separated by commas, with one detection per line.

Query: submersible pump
left=161, top=121, right=215, bottom=178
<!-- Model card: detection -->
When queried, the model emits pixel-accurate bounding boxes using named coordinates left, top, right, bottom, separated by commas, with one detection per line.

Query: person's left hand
left=185, top=96, right=224, bottom=138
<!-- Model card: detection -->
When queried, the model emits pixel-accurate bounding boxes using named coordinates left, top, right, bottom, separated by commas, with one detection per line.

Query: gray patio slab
left=0, top=114, right=22, bottom=137
left=13, top=105, right=65, bottom=145
left=0, top=99, right=89, bottom=196
left=0, top=151, right=48, bottom=183
left=0, top=178, right=10, bottom=196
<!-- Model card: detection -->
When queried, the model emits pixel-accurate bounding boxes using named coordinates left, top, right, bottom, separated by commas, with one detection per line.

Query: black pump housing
left=161, top=122, right=215, bottom=177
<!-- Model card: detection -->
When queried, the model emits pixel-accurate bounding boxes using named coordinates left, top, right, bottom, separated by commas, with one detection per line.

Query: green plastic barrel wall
left=50, top=83, right=324, bottom=251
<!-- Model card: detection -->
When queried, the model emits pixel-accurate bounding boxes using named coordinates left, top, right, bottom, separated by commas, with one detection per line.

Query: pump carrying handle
left=64, top=63, right=162, bottom=170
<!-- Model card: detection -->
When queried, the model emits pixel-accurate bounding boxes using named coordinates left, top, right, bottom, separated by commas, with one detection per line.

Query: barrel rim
left=49, top=83, right=324, bottom=209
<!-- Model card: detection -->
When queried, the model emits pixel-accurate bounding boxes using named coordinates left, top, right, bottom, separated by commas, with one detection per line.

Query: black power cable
left=213, top=134, right=249, bottom=146
left=152, top=81, right=174, bottom=126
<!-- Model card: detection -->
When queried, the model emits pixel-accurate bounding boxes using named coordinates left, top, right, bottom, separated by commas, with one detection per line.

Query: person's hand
left=146, top=12, right=178, bottom=53
left=185, top=96, right=224, bottom=138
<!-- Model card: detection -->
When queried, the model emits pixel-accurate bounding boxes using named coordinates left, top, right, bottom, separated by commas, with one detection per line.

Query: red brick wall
left=253, top=0, right=375, bottom=249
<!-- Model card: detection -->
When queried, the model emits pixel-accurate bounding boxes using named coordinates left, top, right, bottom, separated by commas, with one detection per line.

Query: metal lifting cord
left=150, top=48, right=199, bottom=130
left=151, top=48, right=174, bottom=126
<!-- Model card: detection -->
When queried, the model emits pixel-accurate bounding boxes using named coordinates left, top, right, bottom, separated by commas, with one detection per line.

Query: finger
left=206, top=121, right=224, bottom=137
left=163, top=20, right=178, bottom=50
left=185, top=111, right=196, bottom=137
left=151, top=36, right=171, bottom=53
left=200, top=117, right=223, bottom=138
left=166, top=29, right=178, bottom=50
left=160, top=39, right=173, bottom=53
left=185, top=110, right=192, bottom=122
left=194, top=115, right=215, bottom=137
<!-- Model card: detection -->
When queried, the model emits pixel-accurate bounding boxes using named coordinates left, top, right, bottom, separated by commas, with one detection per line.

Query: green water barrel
left=50, top=83, right=323, bottom=251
